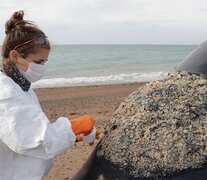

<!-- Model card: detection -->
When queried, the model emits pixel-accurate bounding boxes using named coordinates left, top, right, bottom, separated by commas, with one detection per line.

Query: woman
left=0, top=10, right=100, bottom=180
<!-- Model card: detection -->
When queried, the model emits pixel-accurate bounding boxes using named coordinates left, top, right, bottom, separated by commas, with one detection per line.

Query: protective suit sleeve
left=0, top=93, right=76, bottom=160
left=20, top=116, right=76, bottom=160
left=44, top=117, right=76, bottom=157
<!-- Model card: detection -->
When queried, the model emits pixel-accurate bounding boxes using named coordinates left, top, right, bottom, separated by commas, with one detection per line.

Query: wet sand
left=36, top=82, right=145, bottom=180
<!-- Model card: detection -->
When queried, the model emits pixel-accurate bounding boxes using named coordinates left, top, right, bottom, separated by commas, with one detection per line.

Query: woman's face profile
left=16, top=48, right=49, bottom=72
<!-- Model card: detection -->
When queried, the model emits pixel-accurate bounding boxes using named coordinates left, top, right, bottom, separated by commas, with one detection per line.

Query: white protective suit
left=0, top=71, right=76, bottom=180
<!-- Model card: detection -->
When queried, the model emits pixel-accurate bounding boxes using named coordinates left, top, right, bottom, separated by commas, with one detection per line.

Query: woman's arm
left=0, top=94, right=76, bottom=160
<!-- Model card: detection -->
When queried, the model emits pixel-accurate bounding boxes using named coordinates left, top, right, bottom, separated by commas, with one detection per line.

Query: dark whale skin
left=176, top=40, right=207, bottom=76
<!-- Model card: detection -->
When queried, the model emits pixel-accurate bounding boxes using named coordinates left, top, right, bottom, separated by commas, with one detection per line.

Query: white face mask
left=19, top=60, right=46, bottom=83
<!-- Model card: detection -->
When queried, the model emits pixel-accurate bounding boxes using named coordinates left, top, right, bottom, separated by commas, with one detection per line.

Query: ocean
left=32, top=44, right=196, bottom=88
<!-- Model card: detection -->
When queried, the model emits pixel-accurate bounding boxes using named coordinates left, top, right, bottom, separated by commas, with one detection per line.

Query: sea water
left=32, top=44, right=196, bottom=88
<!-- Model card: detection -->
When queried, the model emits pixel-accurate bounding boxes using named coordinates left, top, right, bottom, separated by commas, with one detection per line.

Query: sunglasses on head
left=13, top=35, right=49, bottom=50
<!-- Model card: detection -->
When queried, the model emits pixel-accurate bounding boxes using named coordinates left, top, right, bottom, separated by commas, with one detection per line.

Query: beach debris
left=96, top=71, right=207, bottom=179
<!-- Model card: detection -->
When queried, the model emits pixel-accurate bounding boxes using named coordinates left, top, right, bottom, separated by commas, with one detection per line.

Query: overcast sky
left=1, top=0, right=207, bottom=45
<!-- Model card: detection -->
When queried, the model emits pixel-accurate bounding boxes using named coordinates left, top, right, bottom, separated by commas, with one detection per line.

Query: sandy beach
left=36, top=82, right=145, bottom=180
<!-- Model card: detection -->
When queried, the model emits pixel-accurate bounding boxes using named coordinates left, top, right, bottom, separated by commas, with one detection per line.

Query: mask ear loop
left=20, top=55, right=29, bottom=65
left=19, top=52, right=31, bottom=63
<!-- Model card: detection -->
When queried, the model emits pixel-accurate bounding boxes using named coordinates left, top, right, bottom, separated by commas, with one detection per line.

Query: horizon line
left=50, top=43, right=198, bottom=46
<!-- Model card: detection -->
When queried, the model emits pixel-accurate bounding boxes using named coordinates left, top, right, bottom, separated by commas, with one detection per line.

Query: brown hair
left=1, top=10, right=50, bottom=75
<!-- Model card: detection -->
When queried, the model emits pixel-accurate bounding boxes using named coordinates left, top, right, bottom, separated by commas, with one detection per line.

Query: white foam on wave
left=32, top=71, right=168, bottom=88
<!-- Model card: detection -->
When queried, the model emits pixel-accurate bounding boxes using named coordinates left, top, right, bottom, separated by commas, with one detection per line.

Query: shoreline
left=39, top=82, right=145, bottom=180
left=34, top=81, right=146, bottom=90
left=31, top=71, right=167, bottom=89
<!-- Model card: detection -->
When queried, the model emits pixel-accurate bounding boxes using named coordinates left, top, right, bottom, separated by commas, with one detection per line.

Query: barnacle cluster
left=97, top=71, right=207, bottom=179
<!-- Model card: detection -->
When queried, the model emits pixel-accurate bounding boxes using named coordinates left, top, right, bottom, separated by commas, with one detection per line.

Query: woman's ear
left=9, top=50, right=20, bottom=64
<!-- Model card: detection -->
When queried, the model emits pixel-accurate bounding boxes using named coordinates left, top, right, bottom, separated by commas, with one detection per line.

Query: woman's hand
left=70, top=115, right=100, bottom=145
left=70, top=115, right=95, bottom=136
